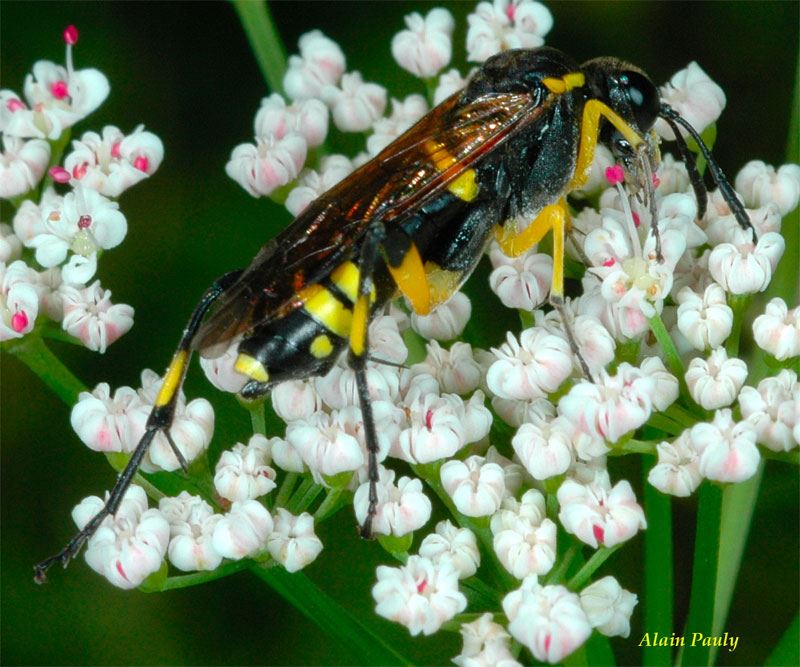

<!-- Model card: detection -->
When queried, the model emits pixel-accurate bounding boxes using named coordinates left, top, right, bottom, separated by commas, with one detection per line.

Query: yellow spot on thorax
left=542, top=72, right=585, bottom=94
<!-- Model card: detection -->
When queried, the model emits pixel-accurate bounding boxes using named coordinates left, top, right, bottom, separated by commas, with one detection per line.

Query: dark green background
left=2, top=2, right=798, bottom=665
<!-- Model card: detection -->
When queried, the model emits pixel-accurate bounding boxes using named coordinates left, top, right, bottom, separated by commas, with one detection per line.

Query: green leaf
left=231, top=0, right=287, bottom=94
left=250, top=565, right=409, bottom=665
left=767, top=613, right=800, bottom=666
left=643, top=461, right=673, bottom=667
left=679, top=483, right=723, bottom=667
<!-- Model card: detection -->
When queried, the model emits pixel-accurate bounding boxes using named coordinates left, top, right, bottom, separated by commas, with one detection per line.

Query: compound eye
left=619, top=69, right=660, bottom=132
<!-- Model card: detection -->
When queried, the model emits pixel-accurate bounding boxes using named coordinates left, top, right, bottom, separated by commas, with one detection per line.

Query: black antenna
left=659, top=103, right=757, bottom=242
left=661, top=115, right=708, bottom=220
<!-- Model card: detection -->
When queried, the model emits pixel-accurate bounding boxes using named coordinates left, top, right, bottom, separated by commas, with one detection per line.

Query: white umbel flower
left=487, top=327, right=573, bottom=400
left=685, top=348, right=748, bottom=410
left=708, top=232, right=784, bottom=295
left=690, top=409, right=760, bottom=483
left=211, top=500, right=273, bottom=561
left=159, top=492, right=223, bottom=572
left=214, top=434, right=278, bottom=502
left=73, top=485, right=169, bottom=589
left=752, top=298, right=800, bottom=361
left=372, top=555, right=467, bottom=636
left=735, top=161, right=800, bottom=216
left=491, top=491, right=558, bottom=579
left=453, top=613, right=521, bottom=667
left=467, top=0, right=553, bottom=63
left=354, top=466, right=431, bottom=537
left=655, top=62, right=726, bottom=140
left=266, top=509, right=323, bottom=573
left=440, top=455, right=505, bottom=517
left=410, top=291, right=471, bottom=340
left=739, top=370, right=798, bottom=452
left=579, top=576, right=638, bottom=638
left=418, top=520, right=480, bottom=580
left=647, top=431, right=702, bottom=497
left=676, top=283, right=733, bottom=351
left=558, top=475, right=647, bottom=549
left=391, top=8, right=454, bottom=78
left=503, top=576, right=592, bottom=664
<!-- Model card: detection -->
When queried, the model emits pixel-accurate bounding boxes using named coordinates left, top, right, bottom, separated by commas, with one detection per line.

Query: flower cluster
left=29, top=4, right=799, bottom=666
left=1, top=26, right=163, bottom=351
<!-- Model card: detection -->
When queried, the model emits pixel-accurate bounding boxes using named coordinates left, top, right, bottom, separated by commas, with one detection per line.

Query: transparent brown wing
left=194, top=90, right=543, bottom=355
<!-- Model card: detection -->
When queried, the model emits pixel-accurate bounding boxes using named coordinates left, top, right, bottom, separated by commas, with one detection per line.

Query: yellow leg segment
left=496, top=201, right=564, bottom=258
left=551, top=204, right=566, bottom=300
left=568, top=99, right=645, bottom=191
left=349, top=294, right=370, bottom=357
left=155, top=349, right=189, bottom=407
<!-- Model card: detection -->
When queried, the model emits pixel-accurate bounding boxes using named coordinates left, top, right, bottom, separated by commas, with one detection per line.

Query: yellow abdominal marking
left=299, top=284, right=352, bottom=338
left=542, top=72, right=585, bottom=94
left=155, top=349, right=189, bottom=407
left=349, top=295, right=370, bottom=357
left=330, top=261, right=360, bottom=303
left=310, top=334, right=334, bottom=359
left=234, top=353, right=269, bottom=383
left=424, top=140, right=479, bottom=202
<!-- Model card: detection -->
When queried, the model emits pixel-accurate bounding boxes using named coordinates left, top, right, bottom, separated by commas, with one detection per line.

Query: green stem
left=545, top=540, right=581, bottom=584
left=158, top=559, right=255, bottom=590
left=250, top=564, right=408, bottom=665
left=645, top=412, right=684, bottom=437
left=611, top=438, right=657, bottom=455
left=643, top=458, right=673, bottom=667
left=231, top=0, right=287, bottom=93
left=313, top=487, right=346, bottom=523
left=5, top=334, right=86, bottom=404
left=247, top=400, right=266, bottom=435
left=725, top=294, right=751, bottom=358
left=566, top=544, right=622, bottom=590
left=274, top=471, right=299, bottom=508
left=648, top=313, right=696, bottom=411
left=679, top=483, right=723, bottom=667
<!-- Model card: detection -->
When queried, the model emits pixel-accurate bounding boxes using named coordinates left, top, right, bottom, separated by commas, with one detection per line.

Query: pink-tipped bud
left=49, top=166, right=71, bottom=183
left=652, top=173, right=661, bottom=189
left=78, top=214, right=92, bottom=229
left=6, top=98, right=26, bottom=112
left=72, top=162, right=88, bottom=180
left=11, top=311, right=29, bottom=333
left=632, top=211, right=641, bottom=228
left=51, top=80, right=69, bottom=100
left=63, top=25, right=79, bottom=45
left=110, top=142, right=122, bottom=158
left=133, top=155, right=150, bottom=173
left=605, top=165, right=625, bottom=186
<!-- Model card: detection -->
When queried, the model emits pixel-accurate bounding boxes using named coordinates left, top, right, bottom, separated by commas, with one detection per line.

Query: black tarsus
left=659, top=103, right=757, bottom=242
left=34, top=269, right=243, bottom=583
left=348, top=223, right=386, bottom=540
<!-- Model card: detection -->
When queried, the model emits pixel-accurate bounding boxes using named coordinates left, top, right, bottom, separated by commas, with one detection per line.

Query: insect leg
left=34, top=269, right=242, bottom=583
left=547, top=201, right=595, bottom=381
left=494, top=202, right=560, bottom=257
left=348, top=223, right=385, bottom=539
